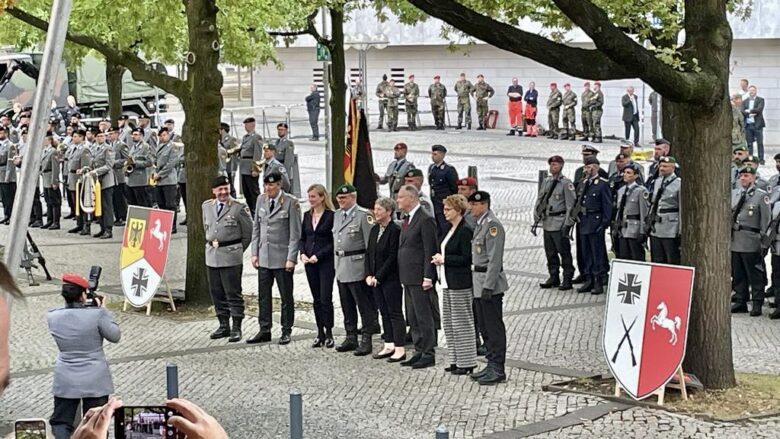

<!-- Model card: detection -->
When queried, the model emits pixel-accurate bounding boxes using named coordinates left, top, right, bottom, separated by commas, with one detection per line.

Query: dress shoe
left=539, top=277, right=560, bottom=289
left=311, top=338, right=324, bottom=348
left=93, top=230, right=105, bottom=238
left=471, top=366, right=491, bottom=380
left=209, top=318, right=230, bottom=339
left=750, top=306, right=762, bottom=317
left=730, top=294, right=737, bottom=303
left=591, top=280, right=604, bottom=295
left=41, top=222, right=53, bottom=229
left=324, top=337, right=335, bottom=348
left=770, top=301, right=778, bottom=309
left=63, top=213, right=75, bottom=220
left=765, top=287, right=776, bottom=298
left=451, top=366, right=475, bottom=375
left=731, top=303, right=748, bottom=313
left=770, top=309, right=780, bottom=320
left=335, top=336, right=358, bottom=352
left=400, top=353, right=422, bottom=367
left=506, top=130, right=516, bottom=136
left=559, top=277, right=573, bottom=291
left=577, top=280, right=593, bottom=293
left=49, top=223, right=60, bottom=230
left=477, top=368, right=506, bottom=385
left=179, top=219, right=187, bottom=226
left=387, top=354, right=406, bottom=363
left=228, top=318, right=242, bottom=342
left=476, top=345, right=487, bottom=356
left=372, top=350, right=394, bottom=360
left=67, top=226, right=82, bottom=234
left=278, top=333, right=291, bottom=345
left=100, top=232, right=113, bottom=240
left=444, top=364, right=457, bottom=372
left=246, top=332, right=272, bottom=344
left=115, top=219, right=125, bottom=226
left=353, top=334, right=373, bottom=356
left=30, top=220, right=43, bottom=228
left=571, top=274, right=586, bottom=284
left=411, top=356, right=435, bottom=369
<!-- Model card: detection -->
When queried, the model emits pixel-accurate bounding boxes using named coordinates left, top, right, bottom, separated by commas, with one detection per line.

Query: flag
left=344, top=98, right=378, bottom=208
left=120, top=206, right=175, bottom=307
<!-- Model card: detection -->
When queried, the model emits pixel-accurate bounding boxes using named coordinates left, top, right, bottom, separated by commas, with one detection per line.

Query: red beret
left=62, top=273, right=89, bottom=290
left=550, top=82, right=557, bottom=87
left=408, top=74, right=414, bottom=79
left=548, top=155, right=564, bottom=164
left=458, top=177, right=477, bottom=187
left=564, top=83, right=571, bottom=87
left=583, top=81, right=591, bottom=86
left=594, top=81, right=602, bottom=86
left=433, top=75, right=440, bottom=79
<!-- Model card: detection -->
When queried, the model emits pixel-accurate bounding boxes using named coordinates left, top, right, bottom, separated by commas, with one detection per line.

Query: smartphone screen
left=115, top=406, right=181, bottom=439
left=14, top=419, right=47, bottom=439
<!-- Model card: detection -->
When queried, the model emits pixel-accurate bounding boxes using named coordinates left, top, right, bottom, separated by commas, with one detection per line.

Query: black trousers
left=65, top=182, right=75, bottom=214
left=338, top=280, right=379, bottom=336
left=113, top=183, right=128, bottom=222
left=650, top=236, right=680, bottom=265
left=373, top=279, right=405, bottom=346
left=31, top=186, right=43, bottom=222
left=473, top=300, right=484, bottom=346
left=618, top=237, right=645, bottom=261
left=582, top=230, right=608, bottom=277
left=98, top=186, right=115, bottom=232
left=575, top=224, right=586, bottom=275
left=746, top=124, right=764, bottom=161
left=258, top=267, right=294, bottom=334
left=308, top=110, right=320, bottom=138
left=155, top=184, right=178, bottom=230
left=208, top=265, right=244, bottom=318
left=126, top=185, right=150, bottom=207
left=0, top=182, right=16, bottom=219
left=543, top=230, right=574, bottom=278
left=304, top=259, right=335, bottom=333
left=51, top=395, right=108, bottom=439
left=241, top=174, right=260, bottom=216
left=179, top=182, right=187, bottom=216
left=732, top=251, right=766, bottom=306
left=771, top=254, right=780, bottom=290
left=404, top=284, right=436, bottom=356
left=226, top=171, right=237, bottom=198
left=69, top=190, right=89, bottom=229
left=475, top=293, right=506, bottom=374
left=44, top=186, right=62, bottom=224
left=624, top=114, right=640, bottom=145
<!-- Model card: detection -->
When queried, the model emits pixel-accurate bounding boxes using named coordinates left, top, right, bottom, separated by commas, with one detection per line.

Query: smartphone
left=114, top=406, right=182, bottom=439
left=14, top=419, right=49, bottom=439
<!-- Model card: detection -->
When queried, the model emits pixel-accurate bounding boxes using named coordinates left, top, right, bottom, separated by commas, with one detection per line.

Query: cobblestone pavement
left=1, top=129, right=779, bottom=438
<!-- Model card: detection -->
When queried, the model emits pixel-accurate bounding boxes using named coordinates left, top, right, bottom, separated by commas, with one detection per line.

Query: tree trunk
left=105, top=60, right=124, bottom=122
left=664, top=98, right=737, bottom=389
left=181, top=0, right=224, bottom=305
left=327, top=8, right=347, bottom=193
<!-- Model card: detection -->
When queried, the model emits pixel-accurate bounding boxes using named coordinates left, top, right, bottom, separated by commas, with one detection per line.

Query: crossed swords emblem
left=611, top=315, right=638, bottom=367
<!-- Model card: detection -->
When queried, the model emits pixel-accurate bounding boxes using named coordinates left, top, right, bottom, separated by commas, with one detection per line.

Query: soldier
left=97, top=118, right=110, bottom=134
left=375, top=74, right=389, bottom=130
left=376, top=142, right=415, bottom=198
left=731, top=165, right=770, bottom=316
left=274, top=122, right=295, bottom=180
left=248, top=171, right=302, bottom=345
left=239, top=117, right=263, bottom=217
left=86, top=131, right=116, bottom=239
left=573, top=145, right=608, bottom=184
left=403, top=168, right=433, bottom=215
left=575, top=157, right=612, bottom=295
left=769, top=153, right=780, bottom=203
left=454, top=73, right=474, bottom=130
left=261, top=144, right=291, bottom=193
left=428, top=75, right=447, bottom=130
left=613, top=163, right=649, bottom=261
left=125, top=127, right=152, bottom=208
left=506, top=78, right=524, bottom=136
left=646, top=138, right=677, bottom=189
left=589, top=81, right=604, bottom=143
left=534, top=156, right=576, bottom=290
left=384, top=79, right=400, bottom=132
left=66, top=129, right=92, bottom=235
left=468, top=191, right=509, bottom=385
left=560, top=83, right=578, bottom=140
left=428, top=144, right=459, bottom=235
left=137, top=115, right=157, bottom=148
left=546, top=83, right=563, bottom=139
left=457, top=177, right=478, bottom=228
left=0, top=127, right=16, bottom=224
left=743, top=155, right=769, bottom=191
left=40, top=132, right=62, bottom=230
left=609, top=140, right=645, bottom=182
left=732, top=94, right=747, bottom=149
left=404, top=75, right=420, bottom=130
left=219, top=122, right=239, bottom=198
left=108, top=127, right=129, bottom=226
left=332, top=184, right=379, bottom=355
left=163, top=119, right=182, bottom=143
left=647, top=156, right=682, bottom=265
left=472, top=74, right=495, bottom=131
left=117, top=115, right=131, bottom=145
left=580, top=82, right=592, bottom=141
left=732, top=145, right=748, bottom=189
left=203, top=175, right=253, bottom=342
left=152, top=128, right=180, bottom=234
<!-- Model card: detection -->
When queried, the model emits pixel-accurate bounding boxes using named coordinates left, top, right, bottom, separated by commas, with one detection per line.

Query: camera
left=84, top=265, right=104, bottom=307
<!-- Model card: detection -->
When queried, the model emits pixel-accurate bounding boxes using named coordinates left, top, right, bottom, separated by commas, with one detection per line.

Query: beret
left=263, top=172, right=282, bottom=184
left=583, top=81, right=590, bottom=86
left=550, top=82, right=557, bottom=86
left=431, top=144, right=447, bottom=153
left=108, top=126, right=119, bottom=132
left=433, top=75, right=440, bottom=79
left=619, top=139, right=633, bottom=147
left=583, top=156, right=600, bottom=166
left=744, top=154, right=759, bottom=164
left=220, top=122, right=230, bottom=131
left=138, top=114, right=148, bottom=120
left=276, top=122, right=289, bottom=129
left=548, top=155, right=564, bottom=165
left=732, top=145, right=747, bottom=153
left=405, top=168, right=423, bottom=178
left=75, top=129, right=87, bottom=136
left=263, top=143, right=276, bottom=150
left=654, top=138, right=670, bottom=146
left=774, top=153, right=780, bottom=161
left=660, top=156, right=677, bottom=164
left=739, top=165, right=757, bottom=175
left=157, top=127, right=169, bottom=134
left=119, top=115, right=129, bottom=120
left=62, top=273, right=89, bottom=290
left=0, top=126, right=7, bottom=132
left=594, top=81, right=602, bottom=86
left=408, top=74, right=415, bottom=79
left=563, top=83, right=571, bottom=87
left=393, top=142, right=408, bottom=150
left=468, top=191, right=490, bottom=203
left=243, top=117, right=256, bottom=124
left=615, top=153, right=630, bottom=160
left=458, top=177, right=477, bottom=187
left=132, top=127, right=143, bottom=135
left=337, top=183, right=356, bottom=194
left=625, top=163, right=642, bottom=173
left=164, top=119, right=175, bottom=124
left=88, top=127, right=100, bottom=134
left=211, top=175, right=230, bottom=188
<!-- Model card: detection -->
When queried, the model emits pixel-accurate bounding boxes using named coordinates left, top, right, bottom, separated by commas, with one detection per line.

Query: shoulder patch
left=367, top=214, right=375, bottom=225
left=643, top=192, right=649, bottom=200
left=765, top=196, right=771, bottom=205
left=568, top=183, right=575, bottom=191
left=489, top=226, right=498, bottom=237
left=243, top=206, right=251, bottom=216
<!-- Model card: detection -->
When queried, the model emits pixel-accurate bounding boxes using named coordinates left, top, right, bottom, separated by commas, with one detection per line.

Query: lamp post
left=344, top=33, right=389, bottom=126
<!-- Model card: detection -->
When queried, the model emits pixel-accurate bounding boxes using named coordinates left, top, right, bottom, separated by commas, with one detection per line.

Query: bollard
left=538, top=169, right=549, bottom=192
left=290, top=389, right=303, bottom=439
left=467, top=165, right=479, bottom=185
left=435, top=425, right=449, bottom=438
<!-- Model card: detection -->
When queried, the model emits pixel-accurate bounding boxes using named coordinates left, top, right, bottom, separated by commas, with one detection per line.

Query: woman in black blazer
left=366, top=197, right=406, bottom=362
left=432, top=195, right=477, bottom=375
left=300, top=184, right=336, bottom=348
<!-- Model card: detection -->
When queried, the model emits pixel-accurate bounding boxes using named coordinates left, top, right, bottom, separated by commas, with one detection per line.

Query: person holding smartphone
left=47, top=274, right=121, bottom=439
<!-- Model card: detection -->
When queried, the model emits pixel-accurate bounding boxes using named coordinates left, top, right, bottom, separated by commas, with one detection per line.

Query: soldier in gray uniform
left=765, top=191, right=780, bottom=319
left=248, top=171, right=301, bottom=345
left=402, top=169, right=433, bottom=216
left=152, top=128, right=180, bottom=233
left=41, top=132, right=62, bottom=230
left=731, top=146, right=748, bottom=189
left=534, top=155, right=576, bottom=290
left=137, top=115, right=157, bottom=148
left=768, top=153, right=780, bottom=202
left=125, top=128, right=152, bottom=208
left=642, top=156, right=680, bottom=266
left=332, top=184, right=379, bottom=355
left=240, top=117, right=263, bottom=216
left=0, top=127, right=16, bottom=223
left=86, top=131, right=116, bottom=239
left=108, top=127, right=129, bottom=226
left=203, top=176, right=253, bottom=342
left=376, top=142, right=415, bottom=198
left=220, top=122, right=239, bottom=198
left=743, top=155, right=769, bottom=191
left=163, top=119, right=182, bottom=142
left=468, top=191, right=509, bottom=385
left=732, top=165, right=770, bottom=316
left=117, top=115, right=132, bottom=145
left=274, top=123, right=295, bottom=180
left=456, top=176, right=483, bottom=354
left=614, top=163, right=649, bottom=261
left=66, top=130, right=93, bottom=235
left=261, top=144, right=291, bottom=193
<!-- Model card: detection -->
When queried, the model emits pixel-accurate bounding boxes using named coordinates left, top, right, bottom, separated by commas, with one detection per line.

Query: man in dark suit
left=743, top=85, right=766, bottom=163
left=396, top=185, right=438, bottom=369
left=621, top=86, right=640, bottom=147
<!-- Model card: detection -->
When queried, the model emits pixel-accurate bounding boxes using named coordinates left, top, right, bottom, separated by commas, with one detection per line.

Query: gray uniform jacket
left=648, top=176, right=681, bottom=239
left=89, top=142, right=116, bottom=189
left=239, top=131, right=263, bottom=175
left=755, top=176, right=769, bottom=192
left=333, top=205, right=373, bottom=283
left=40, top=145, right=61, bottom=188
left=380, top=158, right=415, bottom=196
left=127, top=141, right=152, bottom=188
left=47, top=305, right=121, bottom=398
left=616, top=183, right=649, bottom=239
left=67, top=144, right=91, bottom=191
left=154, top=141, right=179, bottom=186
left=534, top=175, right=575, bottom=231
left=769, top=174, right=780, bottom=203
left=608, top=161, right=645, bottom=182
left=220, top=134, right=239, bottom=173
left=142, top=128, right=158, bottom=149
left=251, top=192, right=302, bottom=269
left=263, top=158, right=291, bottom=193
left=111, top=141, right=129, bottom=185
left=274, top=137, right=295, bottom=178
left=176, top=144, right=187, bottom=184
left=118, top=126, right=131, bottom=145
left=0, top=140, right=15, bottom=183
left=217, top=145, right=227, bottom=177
left=769, top=202, right=780, bottom=255
left=731, top=184, right=770, bottom=253
left=203, top=198, right=252, bottom=267
left=471, top=210, right=509, bottom=298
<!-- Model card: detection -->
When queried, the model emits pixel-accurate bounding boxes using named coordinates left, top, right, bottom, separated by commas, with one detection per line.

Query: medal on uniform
left=476, top=246, right=481, bottom=254
left=212, top=239, right=219, bottom=248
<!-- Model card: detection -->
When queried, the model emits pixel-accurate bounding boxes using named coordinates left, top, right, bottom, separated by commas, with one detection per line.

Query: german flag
left=344, top=97, right=378, bottom=208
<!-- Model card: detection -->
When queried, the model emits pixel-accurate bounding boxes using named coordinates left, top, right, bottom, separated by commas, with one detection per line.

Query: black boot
left=577, top=277, right=593, bottom=293
left=591, top=276, right=604, bottom=295
left=507, top=129, right=516, bottom=136
left=79, top=223, right=91, bottom=236
left=559, top=274, right=573, bottom=291
left=467, top=123, right=472, bottom=130
left=731, top=303, right=748, bottom=313
left=228, top=317, right=243, bottom=342
left=539, top=276, right=560, bottom=289
left=336, top=335, right=358, bottom=352
left=750, top=303, right=763, bottom=317
left=353, top=333, right=373, bottom=356
left=50, top=206, right=61, bottom=230
left=571, top=273, right=586, bottom=284
left=210, top=317, right=230, bottom=339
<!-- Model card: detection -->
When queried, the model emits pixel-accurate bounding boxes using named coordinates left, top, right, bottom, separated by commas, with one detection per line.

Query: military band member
left=66, top=130, right=93, bottom=235
left=731, top=165, right=770, bottom=316
left=546, top=83, right=563, bottom=139
left=454, top=73, right=474, bottom=130
left=108, top=127, right=129, bottom=226
left=0, top=127, right=17, bottom=224
left=613, top=164, right=649, bottom=261
left=589, top=81, right=604, bottom=143
left=647, top=156, right=682, bottom=264
left=404, top=75, right=420, bottom=130
left=248, top=171, right=302, bottom=345
left=41, top=133, right=62, bottom=230
left=332, top=184, right=379, bottom=355
left=428, top=145, right=459, bottom=235
left=87, top=131, right=116, bottom=239
left=240, top=117, right=263, bottom=216
left=575, top=157, right=612, bottom=295
left=125, top=127, right=152, bottom=208
left=274, top=123, right=295, bottom=182
left=117, top=115, right=131, bottom=145
left=220, top=122, right=239, bottom=198
left=163, top=119, right=182, bottom=143
left=429, top=75, right=447, bottom=130
left=473, top=74, right=495, bottom=131
left=403, top=169, right=433, bottom=216
left=153, top=128, right=180, bottom=234
left=580, top=82, right=593, bottom=141
left=535, top=156, right=576, bottom=290
left=376, top=74, right=389, bottom=130
left=137, top=115, right=157, bottom=148
left=376, top=142, right=415, bottom=198
left=261, top=143, right=291, bottom=193
left=203, top=176, right=253, bottom=342
left=468, top=191, right=508, bottom=385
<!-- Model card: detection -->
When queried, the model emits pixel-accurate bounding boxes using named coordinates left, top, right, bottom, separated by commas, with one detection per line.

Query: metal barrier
left=435, top=426, right=450, bottom=438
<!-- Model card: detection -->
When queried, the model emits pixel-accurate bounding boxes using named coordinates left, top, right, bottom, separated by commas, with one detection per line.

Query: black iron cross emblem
left=131, top=267, right=149, bottom=297
left=617, top=273, right=642, bottom=305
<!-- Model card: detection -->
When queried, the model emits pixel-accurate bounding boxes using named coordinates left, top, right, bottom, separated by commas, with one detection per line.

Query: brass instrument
left=225, top=144, right=241, bottom=163
left=251, top=158, right=266, bottom=174
left=149, top=165, right=158, bottom=187
left=76, top=167, right=101, bottom=217
left=123, top=156, right=136, bottom=175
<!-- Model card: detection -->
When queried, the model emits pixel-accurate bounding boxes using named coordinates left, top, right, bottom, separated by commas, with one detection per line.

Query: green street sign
left=316, top=44, right=331, bottom=62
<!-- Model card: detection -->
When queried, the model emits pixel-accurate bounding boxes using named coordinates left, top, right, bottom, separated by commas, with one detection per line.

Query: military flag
left=344, top=97, right=377, bottom=208
left=120, top=206, right=174, bottom=307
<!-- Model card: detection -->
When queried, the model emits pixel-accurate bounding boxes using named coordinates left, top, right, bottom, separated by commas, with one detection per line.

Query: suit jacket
left=300, top=209, right=334, bottom=261
left=47, top=305, right=121, bottom=398
left=367, top=221, right=401, bottom=283
left=439, top=220, right=473, bottom=290
left=743, top=96, right=766, bottom=129
left=398, top=206, right=438, bottom=286
left=621, top=94, right=639, bottom=121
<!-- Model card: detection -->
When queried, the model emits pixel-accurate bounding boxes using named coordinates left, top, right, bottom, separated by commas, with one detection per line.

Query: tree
left=402, top=0, right=747, bottom=389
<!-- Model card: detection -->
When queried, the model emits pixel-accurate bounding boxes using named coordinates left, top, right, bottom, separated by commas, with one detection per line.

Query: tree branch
left=268, top=9, right=322, bottom=39
left=5, top=7, right=186, bottom=97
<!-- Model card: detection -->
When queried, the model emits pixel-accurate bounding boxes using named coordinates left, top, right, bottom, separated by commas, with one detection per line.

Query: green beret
left=406, top=168, right=423, bottom=178
left=336, top=183, right=356, bottom=194
left=744, top=155, right=759, bottom=164
left=732, top=145, right=748, bottom=153
left=660, top=156, right=677, bottom=164
left=739, top=166, right=757, bottom=175
left=263, top=172, right=282, bottom=184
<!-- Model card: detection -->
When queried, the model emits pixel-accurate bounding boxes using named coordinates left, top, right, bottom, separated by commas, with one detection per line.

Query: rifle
left=26, top=232, right=52, bottom=281
left=531, top=177, right=559, bottom=236
left=761, top=208, right=780, bottom=252
left=566, top=174, right=590, bottom=239
left=644, top=176, right=675, bottom=236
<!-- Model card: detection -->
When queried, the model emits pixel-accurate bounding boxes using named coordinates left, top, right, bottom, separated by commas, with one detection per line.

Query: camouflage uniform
left=546, top=89, right=562, bottom=139
left=403, top=81, right=420, bottom=130
left=561, top=90, right=578, bottom=140
left=375, top=79, right=388, bottom=129
left=384, top=83, right=400, bottom=132
left=732, top=106, right=747, bottom=148
left=580, top=88, right=593, bottom=140
left=588, top=90, right=605, bottom=142
left=428, top=82, right=447, bottom=130
left=454, top=79, right=474, bottom=129
left=472, top=80, right=495, bottom=130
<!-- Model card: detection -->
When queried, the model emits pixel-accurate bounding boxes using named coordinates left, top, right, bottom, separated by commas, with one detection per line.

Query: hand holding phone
left=166, top=398, right=228, bottom=439
left=71, top=398, right=122, bottom=439
left=114, top=405, right=181, bottom=439
left=14, top=418, right=49, bottom=439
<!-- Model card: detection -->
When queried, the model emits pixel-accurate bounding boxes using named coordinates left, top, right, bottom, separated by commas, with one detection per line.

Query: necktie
left=217, top=202, right=224, bottom=216
left=343, top=211, right=348, bottom=221
left=616, top=186, right=632, bottom=225
left=270, top=199, right=275, bottom=212
left=402, top=214, right=410, bottom=231
left=393, top=160, right=404, bottom=174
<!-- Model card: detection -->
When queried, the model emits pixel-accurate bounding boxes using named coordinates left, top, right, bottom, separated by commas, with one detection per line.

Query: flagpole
left=321, top=7, right=332, bottom=192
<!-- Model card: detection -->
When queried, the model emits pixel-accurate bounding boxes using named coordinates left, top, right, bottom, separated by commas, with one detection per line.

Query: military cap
left=74, top=129, right=87, bottom=137
left=211, top=175, right=230, bottom=188
left=594, top=81, right=602, bottom=86
left=659, top=156, right=677, bottom=164
left=164, top=118, right=175, bottom=124
left=157, top=127, right=170, bottom=134
left=243, top=117, right=255, bottom=124
left=431, top=144, right=447, bottom=153
left=619, top=139, right=633, bottom=147
left=89, top=127, right=100, bottom=134
left=0, top=126, right=7, bottom=133
left=406, top=168, right=424, bottom=178
left=583, top=156, right=600, bottom=166
left=62, top=273, right=89, bottom=290
left=774, top=153, right=780, bottom=161
left=382, top=74, right=388, bottom=80
left=336, top=183, right=357, bottom=195
left=581, top=144, right=599, bottom=154
left=108, top=126, right=119, bottom=132
left=138, top=114, right=148, bottom=120
left=625, top=162, right=642, bottom=173
left=732, top=145, right=748, bottom=153
left=408, top=74, right=415, bottom=79
left=48, top=118, right=57, bottom=124
left=654, top=138, right=670, bottom=146
left=615, top=153, right=630, bottom=161
left=262, top=142, right=276, bottom=150
left=583, top=81, right=591, bottom=86
left=739, top=165, right=757, bottom=175
left=548, top=155, right=564, bottom=164
left=263, top=171, right=283, bottom=184
left=477, top=74, right=484, bottom=78
left=393, top=142, right=408, bottom=150
left=20, top=112, right=31, bottom=118
left=220, top=122, right=230, bottom=131
left=458, top=177, right=478, bottom=187
left=433, top=75, right=440, bottom=79
left=277, top=122, right=289, bottom=129
left=468, top=191, right=490, bottom=203
left=119, top=115, right=130, bottom=120
left=131, top=127, right=143, bottom=135
left=563, top=83, right=571, bottom=87
left=100, top=117, right=109, bottom=122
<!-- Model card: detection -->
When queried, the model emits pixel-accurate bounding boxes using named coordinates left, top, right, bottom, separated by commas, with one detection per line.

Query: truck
left=0, top=50, right=167, bottom=121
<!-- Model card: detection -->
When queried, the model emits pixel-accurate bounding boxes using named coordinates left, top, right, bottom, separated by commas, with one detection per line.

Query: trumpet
left=225, top=144, right=240, bottom=163
left=123, top=156, right=136, bottom=175
left=149, top=165, right=158, bottom=187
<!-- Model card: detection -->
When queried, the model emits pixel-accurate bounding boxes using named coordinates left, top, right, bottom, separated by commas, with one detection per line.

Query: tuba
left=76, top=167, right=101, bottom=217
